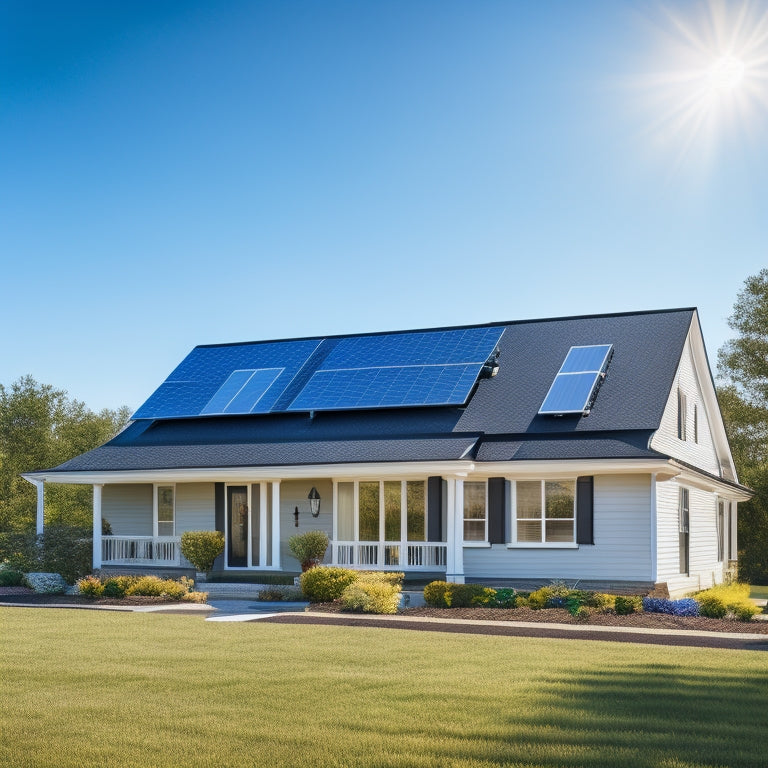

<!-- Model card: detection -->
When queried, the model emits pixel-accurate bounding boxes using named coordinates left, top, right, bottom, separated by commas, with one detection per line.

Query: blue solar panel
left=201, top=368, right=284, bottom=415
left=132, top=326, right=505, bottom=419
left=288, top=364, right=484, bottom=411
left=132, top=339, right=321, bottom=419
left=539, top=344, right=613, bottom=416
left=286, top=326, right=504, bottom=412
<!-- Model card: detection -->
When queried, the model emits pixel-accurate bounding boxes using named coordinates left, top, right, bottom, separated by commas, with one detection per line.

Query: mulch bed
left=0, top=587, right=203, bottom=607
left=306, top=602, right=768, bottom=634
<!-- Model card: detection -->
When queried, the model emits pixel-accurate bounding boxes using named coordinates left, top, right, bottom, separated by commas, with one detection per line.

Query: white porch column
left=449, top=479, right=465, bottom=584
left=93, top=484, right=103, bottom=570
left=271, top=481, right=281, bottom=569
left=259, top=482, right=268, bottom=567
left=34, top=480, right=44, bottom=535
left=445, top=478, right=465, bottom=582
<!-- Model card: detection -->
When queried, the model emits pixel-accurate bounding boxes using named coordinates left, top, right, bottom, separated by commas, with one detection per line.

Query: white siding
left=175, top=483, right=215, bottom=533
left=650, top=336, right=720, bottom=475
left=464, top=474, right=652, bottom=581
left=279, top=479, right=333, bottom=571
left=656, top=478, right=725, bottom=596
left=102, top=484, right=152, bottom=535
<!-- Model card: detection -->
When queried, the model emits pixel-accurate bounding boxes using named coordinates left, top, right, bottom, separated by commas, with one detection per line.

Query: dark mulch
left=305, top=602, right=768, bottom=634
left=266, top=613, right=768, bottom=651
left=0, top=587, right=204, bottom=607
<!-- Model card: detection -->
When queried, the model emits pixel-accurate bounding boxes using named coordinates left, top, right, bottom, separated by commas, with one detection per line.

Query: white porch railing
left=102, top=536, right=185, bottom=566
left=332, top=541, right=447, bottom=570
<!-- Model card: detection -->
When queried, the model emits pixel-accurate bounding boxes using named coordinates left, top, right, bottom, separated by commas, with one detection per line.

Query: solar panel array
left=132, top=326, right=504, bottom=419
left=538, top=344, right=613, bottom=416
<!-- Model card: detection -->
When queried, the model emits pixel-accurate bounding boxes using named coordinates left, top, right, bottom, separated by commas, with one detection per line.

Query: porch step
left=199, top=582, right=287, bottom=599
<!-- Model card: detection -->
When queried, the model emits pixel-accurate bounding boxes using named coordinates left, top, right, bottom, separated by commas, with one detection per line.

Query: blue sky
left=2, top=1, right=766, bottom=413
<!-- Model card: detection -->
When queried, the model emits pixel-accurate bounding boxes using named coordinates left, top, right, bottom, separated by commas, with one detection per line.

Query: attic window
left=539, top=345, right=613, bottom=416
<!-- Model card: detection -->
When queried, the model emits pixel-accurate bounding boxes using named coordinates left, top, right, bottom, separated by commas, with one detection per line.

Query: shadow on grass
left=440, top=662, right=768, bottom=767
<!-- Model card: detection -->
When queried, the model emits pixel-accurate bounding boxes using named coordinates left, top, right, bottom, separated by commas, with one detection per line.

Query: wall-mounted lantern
left=293, top=506, right=299, bottom=527
left=308, top=487, right=321, bottom=517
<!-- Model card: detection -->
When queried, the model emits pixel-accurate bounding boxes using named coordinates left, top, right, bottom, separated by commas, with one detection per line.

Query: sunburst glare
left=631, top=0, right=768, bottom=170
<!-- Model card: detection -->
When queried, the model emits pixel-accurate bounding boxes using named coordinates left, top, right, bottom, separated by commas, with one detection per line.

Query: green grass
left=1, top=609, right=766, bottom=768
left=749, top=584, right=768, bottom=600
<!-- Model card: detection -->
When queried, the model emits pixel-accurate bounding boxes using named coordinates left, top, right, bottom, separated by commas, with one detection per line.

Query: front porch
left=98, top=534, right=448, bottom=572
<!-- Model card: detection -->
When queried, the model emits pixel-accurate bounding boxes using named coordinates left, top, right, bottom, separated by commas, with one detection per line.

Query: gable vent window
left=677, top=390, right=687, bottom=441
left=693, top=404, right=699, bottom=444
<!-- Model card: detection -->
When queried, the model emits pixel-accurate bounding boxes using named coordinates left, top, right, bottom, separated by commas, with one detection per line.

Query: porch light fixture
left=308, top=487, right=321, bottom=517
left=294, top=506, right=300, bottom=527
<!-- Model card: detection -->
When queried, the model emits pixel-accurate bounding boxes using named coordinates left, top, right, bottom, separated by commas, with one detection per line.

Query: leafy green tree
left=0, top=376, right=130, bottom=532
left=717, top=269, right=768, bottom=583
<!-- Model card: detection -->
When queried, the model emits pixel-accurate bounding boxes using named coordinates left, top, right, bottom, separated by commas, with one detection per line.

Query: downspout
left=650, top=473, right=657, bottom=584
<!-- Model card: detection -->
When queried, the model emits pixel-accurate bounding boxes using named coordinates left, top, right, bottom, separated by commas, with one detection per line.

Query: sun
left=632, top=0, right=768, bottom=167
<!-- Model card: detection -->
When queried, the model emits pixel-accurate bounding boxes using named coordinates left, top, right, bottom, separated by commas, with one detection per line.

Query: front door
left=228, top=486, right=248, bottom=567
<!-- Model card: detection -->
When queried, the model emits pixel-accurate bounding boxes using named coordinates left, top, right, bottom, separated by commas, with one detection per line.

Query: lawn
left=1, top=608, right=766, bottom=768
left=749, top=584, right=768, bottom=600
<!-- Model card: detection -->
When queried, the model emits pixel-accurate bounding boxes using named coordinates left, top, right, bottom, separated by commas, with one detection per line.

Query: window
left=515, top=480, right=575, bottom=544
left=693, top=404, right=699, bottom=443
left=157, top=485, right=175, bottom=536
left=679, top=488, right=690, bottom=575
left=717, top=500, right=725, bottom=562
left=677, top=389, right=687, bottom=441
left=463, top=481, right=487, bottom=542
left=339, top=480, right=427, bottom=542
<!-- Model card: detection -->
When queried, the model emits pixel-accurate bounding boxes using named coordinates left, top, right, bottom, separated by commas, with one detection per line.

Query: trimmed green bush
left=300, top=566, right=358, bottom=602
left=614, top=595, right=643, bottom=615
left=257, top=586, right=303, bottom=601
left=0, top=569, right=27, bottom=587
left=0, top=531, right=37, bottom=572
left=527, top=587, right=555, bottom=609
left=423, top=581, right=451, bottom=607
left=588, top=593, right=616, bottom=612
left=698, top=594, right=728, bottom=619
left=76, top=575, right=105, bottom=598
left=125, top=575, right=189, bottom=599
left=102, top=575, right=137, bottom=598
left=449, top=583, right=495, bottom=608
left=180, top=531, right=225, bottom=575
left=288, top=530, right=329, bottom=571
left=492, top=588, right=517, bottom=608
left=732, top=603, right=760, bottom=621
left=341, top=579, right=401, bottom=614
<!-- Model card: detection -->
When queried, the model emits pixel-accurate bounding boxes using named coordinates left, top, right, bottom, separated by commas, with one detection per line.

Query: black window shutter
left=427, top=476, right=442, bottom=542
left=213, top=482, right=225, bottom=571
left=488, top=477, right=506, bottom=544
left=576, top=476, right=594, bottom=545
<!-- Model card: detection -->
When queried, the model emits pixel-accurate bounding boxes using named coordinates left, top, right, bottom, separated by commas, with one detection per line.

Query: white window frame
left=462, top=480, right=488, bottom=545
left=509, top=479, right=577, bottom=548
left=153, top=483, right=175, bottom=538
left=678, top=389, right=687, bottom=441
left=333, top=479, right=428, bottom=544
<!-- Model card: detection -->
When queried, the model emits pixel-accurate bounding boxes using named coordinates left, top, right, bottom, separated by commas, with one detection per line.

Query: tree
left=717, top=269, right=768, bottom=583
left=0, top=376, right=130, bottom=532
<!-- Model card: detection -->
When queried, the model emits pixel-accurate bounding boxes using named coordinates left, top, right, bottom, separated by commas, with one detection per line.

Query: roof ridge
left=194, top=307, right=698, bottom=349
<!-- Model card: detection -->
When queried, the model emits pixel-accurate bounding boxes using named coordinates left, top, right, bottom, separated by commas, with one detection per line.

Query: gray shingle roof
left=43, top=308, right=695, bottom=473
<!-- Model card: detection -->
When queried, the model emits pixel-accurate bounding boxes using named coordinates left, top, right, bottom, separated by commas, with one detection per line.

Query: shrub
left=449, top=583, right=495, bottom=608
left=180, top=531, right=225, bottom=575
left=0, top=569, right=27, bottom=587
left=288, top=531, right=329, bottom=572
left=357, top=571, right=404, bottom=586
left=341, top=579, right=401, bottom=614
left=698, top=595, right=728, bottom=619
left=515, top=596, right=530, bottom=608
left=125, top=575, right=188, bottom=600
left=492, top=588, right=517, bottom=608
left=615, top=596, right=643, bottom=615
left=574, top=605, right=592, bottom=622
left=588, top=593, right=616, bottom=612
left=102, top=575, right=137, bottom=598
left=300, top=566, right=358, bottom=602
left=181, top=591, right=209, bottom=603
left=76, top=575, right=105, bottom=598
left=527, top=587, right=554, bottom=610
left=26, top=572, right=67, bottom=594
left=0, top=531, right=37, bottom=572
left=693, top=583, right=757, bottom=622
left=732, top=603, right=760, bottom=622
left=423, top=581, right=451, bottom=608
left=642, top=597, right=699, bottom=616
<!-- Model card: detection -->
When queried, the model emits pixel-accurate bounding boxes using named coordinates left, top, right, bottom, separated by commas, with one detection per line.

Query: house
left=24, top=308, right=751, bottom=596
